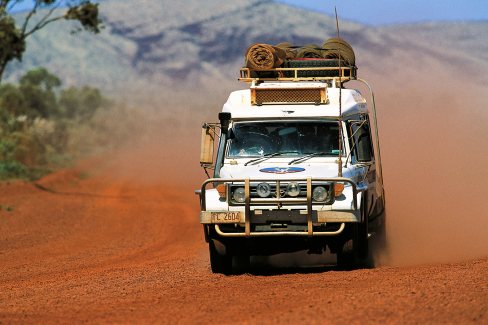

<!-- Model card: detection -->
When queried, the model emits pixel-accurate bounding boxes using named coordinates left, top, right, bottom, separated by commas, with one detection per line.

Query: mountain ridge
left=4, top=0, right=487, bottom=100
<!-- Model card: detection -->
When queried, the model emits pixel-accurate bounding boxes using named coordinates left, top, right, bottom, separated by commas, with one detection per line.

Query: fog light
left=256, top=182, right=271, bottom=198
left=232, top=187, right=246, bottom=203
left=286, top=182, right=300, bottom=197
left=313, top=186, right=328, bottom=202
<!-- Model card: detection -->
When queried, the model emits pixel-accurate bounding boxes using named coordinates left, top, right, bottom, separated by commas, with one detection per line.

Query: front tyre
left=337, top=223, right=370, bottom=269
left=337, top=195, right=372, bottom=269
left=209, top=239, right=232, bottom=274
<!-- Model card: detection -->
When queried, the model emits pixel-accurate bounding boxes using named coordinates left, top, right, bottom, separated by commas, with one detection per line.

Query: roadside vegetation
left=0, top=67, right=110, bottom=180
left=0, top=1, right=107, bottom=180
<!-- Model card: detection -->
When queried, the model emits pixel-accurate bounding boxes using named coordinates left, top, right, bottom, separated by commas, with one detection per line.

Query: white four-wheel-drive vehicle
left=197, top=41, right=386, bottom=274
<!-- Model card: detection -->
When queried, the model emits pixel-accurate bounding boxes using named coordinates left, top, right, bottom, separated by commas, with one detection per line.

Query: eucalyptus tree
left=0, top=0, right=101, bottom=81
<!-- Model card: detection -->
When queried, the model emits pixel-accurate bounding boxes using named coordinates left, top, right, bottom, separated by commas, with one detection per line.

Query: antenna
left=335, top=6, right=340, bottom=38
left=335, top=6, right=343, bottom=177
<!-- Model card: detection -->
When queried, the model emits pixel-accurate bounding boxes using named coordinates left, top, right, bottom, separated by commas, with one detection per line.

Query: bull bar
left=199, top=177, right=364, bottom=237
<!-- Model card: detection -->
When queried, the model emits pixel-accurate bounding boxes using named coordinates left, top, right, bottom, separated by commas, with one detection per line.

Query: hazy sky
left=276, top=0, right=488, bottom=25
left=10, top=1, right=488, bottom=26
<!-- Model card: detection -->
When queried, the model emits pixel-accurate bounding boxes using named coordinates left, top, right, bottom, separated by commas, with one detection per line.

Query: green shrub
left=0, top=160, right=28, bottom=179
left=0, top=67, right=109, bottom=180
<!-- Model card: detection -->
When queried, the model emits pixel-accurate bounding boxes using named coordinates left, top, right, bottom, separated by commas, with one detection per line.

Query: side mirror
left=200, top=124, right=215, bottom=167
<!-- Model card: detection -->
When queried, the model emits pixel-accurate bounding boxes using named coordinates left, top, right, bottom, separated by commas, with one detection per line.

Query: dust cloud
left=369, top=67, right=488, bottom=265
left=89, top=85, right=234, bottom=190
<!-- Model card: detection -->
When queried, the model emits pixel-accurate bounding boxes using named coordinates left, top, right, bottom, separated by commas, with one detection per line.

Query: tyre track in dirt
left=0, top=166, right=487, bottom=324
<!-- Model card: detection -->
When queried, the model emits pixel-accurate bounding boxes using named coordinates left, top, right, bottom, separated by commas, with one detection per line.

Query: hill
left=5, top=0, right=487, bottom=101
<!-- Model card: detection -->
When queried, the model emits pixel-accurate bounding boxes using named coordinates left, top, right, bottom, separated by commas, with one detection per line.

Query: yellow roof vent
left=250, top=83, right=327, bottom=106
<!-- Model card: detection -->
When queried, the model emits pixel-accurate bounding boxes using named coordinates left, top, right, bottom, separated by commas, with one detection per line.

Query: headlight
left=286, top=182, right=300, bottom=197
left=232, top=187, right=246, bottom=203
left=313, top=186, right=328, bottom=202
left=256, top=182, right=271, bottom=198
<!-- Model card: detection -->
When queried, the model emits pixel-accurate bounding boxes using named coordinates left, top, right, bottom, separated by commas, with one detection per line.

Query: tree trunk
left=0, top=60, right=7, bottom=84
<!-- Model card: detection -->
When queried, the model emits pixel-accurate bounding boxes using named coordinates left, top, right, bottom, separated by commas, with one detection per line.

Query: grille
left=251, top=88, right=326, bottom=105
left=229, top=182, right=334, bottom=206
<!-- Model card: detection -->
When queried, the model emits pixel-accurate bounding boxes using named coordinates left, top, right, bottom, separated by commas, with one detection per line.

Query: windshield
left=227, top=121, right=340, bottom=158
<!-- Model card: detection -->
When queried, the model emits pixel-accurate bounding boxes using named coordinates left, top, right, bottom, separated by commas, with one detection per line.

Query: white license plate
left=211, top=211, right=242, bottom=223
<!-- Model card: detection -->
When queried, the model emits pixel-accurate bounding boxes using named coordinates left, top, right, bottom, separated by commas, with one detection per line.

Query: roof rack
left=239, top=65, right=357, bottom=83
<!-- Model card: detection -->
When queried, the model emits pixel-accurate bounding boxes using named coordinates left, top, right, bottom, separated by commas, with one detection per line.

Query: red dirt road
left=1, top=165, right=487, bottom=324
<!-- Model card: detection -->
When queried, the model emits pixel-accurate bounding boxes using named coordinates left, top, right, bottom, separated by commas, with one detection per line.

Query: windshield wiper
left=245, top=151, right=298, bottom=166
left=288, top=152, right=334, bottom=165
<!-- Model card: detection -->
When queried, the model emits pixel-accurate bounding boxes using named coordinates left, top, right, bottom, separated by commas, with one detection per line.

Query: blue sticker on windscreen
left=259, top=167, right=305, bottom=174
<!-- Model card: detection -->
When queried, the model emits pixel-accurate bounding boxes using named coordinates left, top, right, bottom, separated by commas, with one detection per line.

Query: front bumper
left=198, top=177, right=364, bottom=237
